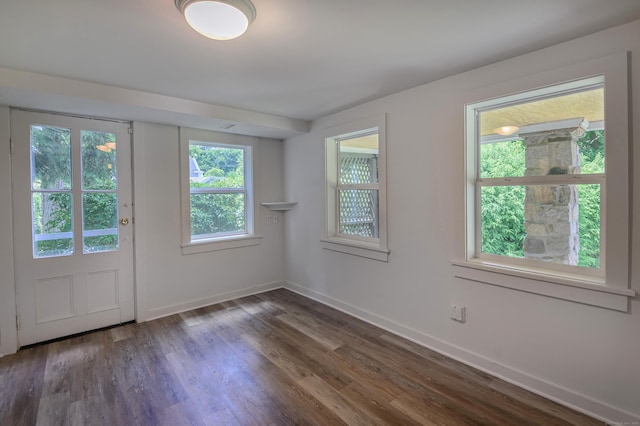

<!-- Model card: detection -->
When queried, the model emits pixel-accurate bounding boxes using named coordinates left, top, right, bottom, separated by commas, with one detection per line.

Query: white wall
left=283, top=21, right=640, bottom=422
left=0, top=106, right=17, bottom=356
left=133, top=122, right=286, bottom=320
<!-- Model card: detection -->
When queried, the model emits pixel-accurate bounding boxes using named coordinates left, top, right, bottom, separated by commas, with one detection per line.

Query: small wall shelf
left=261, top=202, right=297, bottom=211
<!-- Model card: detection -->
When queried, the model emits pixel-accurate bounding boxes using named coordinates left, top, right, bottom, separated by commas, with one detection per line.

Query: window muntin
left=468, top=76, right=606, bottom=277
left=188, top=142, right=250, bottom=241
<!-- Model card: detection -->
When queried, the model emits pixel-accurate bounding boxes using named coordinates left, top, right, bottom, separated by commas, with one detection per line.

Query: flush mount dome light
left=175, top=0, right=256, bottom=40
left=493, top=125, right=520, bottom=136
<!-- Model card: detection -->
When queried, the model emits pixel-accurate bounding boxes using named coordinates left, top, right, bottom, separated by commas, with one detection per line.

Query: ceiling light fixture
left=175, top=0, right=256, bottom=40
left=493, top=125, right=520, bottom=136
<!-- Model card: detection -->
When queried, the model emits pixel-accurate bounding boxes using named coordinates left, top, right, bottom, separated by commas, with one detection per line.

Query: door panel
left=11, top=110, right=134, bottom=346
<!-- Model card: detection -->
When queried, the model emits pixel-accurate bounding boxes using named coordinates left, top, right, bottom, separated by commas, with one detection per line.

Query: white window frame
left=322, top=115, right=389, bottom=262
left=472, top=76, right=606, bottom=279
left=179, top=127, right=261, bottom=254
left=455, top=52, right=635, bottom=311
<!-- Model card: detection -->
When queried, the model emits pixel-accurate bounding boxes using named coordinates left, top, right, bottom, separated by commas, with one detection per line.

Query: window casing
left=323, top=115, right=389, bottom=262
left=457, top=53, right=634, bottom=311
left=180, top=127, right=260, bottom=254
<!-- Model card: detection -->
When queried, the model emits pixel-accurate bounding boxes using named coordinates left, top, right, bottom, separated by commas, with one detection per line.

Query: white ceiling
left=1, top=0, right=639, bottom=138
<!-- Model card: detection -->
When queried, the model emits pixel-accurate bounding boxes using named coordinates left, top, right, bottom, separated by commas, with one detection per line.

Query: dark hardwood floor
left=1, top=289, right=601, bottom=425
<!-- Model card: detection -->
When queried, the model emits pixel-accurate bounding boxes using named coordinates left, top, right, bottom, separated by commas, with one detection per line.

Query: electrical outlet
left=267, top=215, right=279, bottom=224
left=450, top=304, right=466, bottom=323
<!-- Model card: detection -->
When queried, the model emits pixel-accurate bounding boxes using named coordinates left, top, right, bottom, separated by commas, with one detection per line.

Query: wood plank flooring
left=0, top=289, right=602, bottom=425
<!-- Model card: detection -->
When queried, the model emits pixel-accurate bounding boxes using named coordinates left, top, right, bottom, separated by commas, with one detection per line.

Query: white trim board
left=0, top=106, right=17, bottom=357
left=0, top=67, right=309, bottom=139
left=284, top=281, right=639, bottom=424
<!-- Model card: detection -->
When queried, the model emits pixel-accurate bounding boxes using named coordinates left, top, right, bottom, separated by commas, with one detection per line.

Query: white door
left=11, top=110, right=135, bottom=346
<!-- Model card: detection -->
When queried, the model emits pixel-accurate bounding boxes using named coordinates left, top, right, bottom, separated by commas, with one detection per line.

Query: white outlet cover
left=450, top=304, right=466, bottom=322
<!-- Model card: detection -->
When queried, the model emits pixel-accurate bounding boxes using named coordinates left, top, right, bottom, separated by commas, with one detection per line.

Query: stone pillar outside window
left=522, top=125, right=585, bottom=265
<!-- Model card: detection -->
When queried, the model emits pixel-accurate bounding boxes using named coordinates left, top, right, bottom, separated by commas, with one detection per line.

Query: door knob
left=120, top=218, right=130, bottom=225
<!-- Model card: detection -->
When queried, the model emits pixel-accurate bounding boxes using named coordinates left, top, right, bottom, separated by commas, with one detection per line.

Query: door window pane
left=31, top=125, right=74, bottom=258
left=81, top=130, right=119, bottom=253
left=82, top=193, right=119, bottom=253
left=32, top=192, right=73, bottom=258
left=31, top=125, right=71, bottom=190
left=82, top=130, right=117, bottom=190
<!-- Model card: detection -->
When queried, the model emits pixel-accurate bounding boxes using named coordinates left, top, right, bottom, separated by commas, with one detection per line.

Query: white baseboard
left=145, top=281, right=285, bottom=321
left=284, top=281, right=640, bottom=425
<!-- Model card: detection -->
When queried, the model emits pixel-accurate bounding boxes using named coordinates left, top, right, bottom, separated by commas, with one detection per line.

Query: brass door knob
left=120, top=218, right=129, bottom=225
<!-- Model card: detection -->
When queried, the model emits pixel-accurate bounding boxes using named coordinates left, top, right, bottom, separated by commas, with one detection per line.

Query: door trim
left=0, top=106, right=18, bottom=356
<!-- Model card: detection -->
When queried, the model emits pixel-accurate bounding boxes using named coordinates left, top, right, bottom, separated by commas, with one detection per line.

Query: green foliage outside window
left=81, top=131, right=119, bottom=252
left=575, top=131, right=604, bottom=268
left=480, top=139, right=526, bottom=258
left=31, top=126, right=120, bottom=256
left=189, top=145, right=247, bottom=237
left=480, top=130, right=604, bottom=268
left=31, top=126, right=73, bottom=256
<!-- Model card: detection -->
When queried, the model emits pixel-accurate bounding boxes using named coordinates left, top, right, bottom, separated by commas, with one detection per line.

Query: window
left=474, top=77, right=605, bottom=275
left=30, top=124, right=121, bottom=258
left=458, top=53, right=634, bottom=311
left=31, top=125, right=73, bottom=257
left=180, top=128, right=260, bottom=254
left=323, top=115, right=388, bottom=261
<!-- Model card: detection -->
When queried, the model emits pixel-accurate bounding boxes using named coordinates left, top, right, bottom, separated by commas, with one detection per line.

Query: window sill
left=321, top=238, right=389, bottom=262
left=452, top=260, right=635, bottom=312
left=182, top=235, right=262, bottom=255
